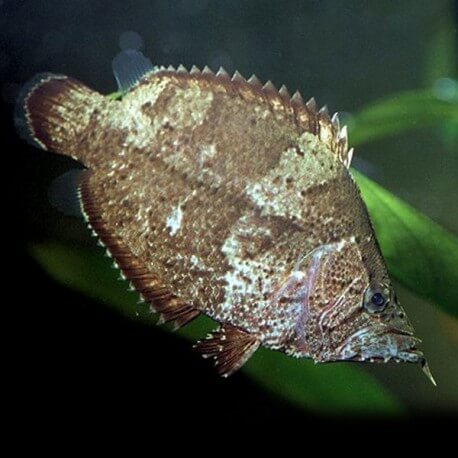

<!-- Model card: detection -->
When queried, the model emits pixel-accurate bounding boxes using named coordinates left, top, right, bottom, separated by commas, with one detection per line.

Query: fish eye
left=364, top=288, right=389, bottom=314
left=371, top=292, right=385, bottom=307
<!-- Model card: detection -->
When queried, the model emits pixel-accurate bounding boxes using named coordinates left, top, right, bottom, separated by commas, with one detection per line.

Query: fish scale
left=15, top=50, right=435, bottom=384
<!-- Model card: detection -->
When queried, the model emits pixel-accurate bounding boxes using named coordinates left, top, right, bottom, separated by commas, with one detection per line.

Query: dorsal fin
left=216, top=67, right=230, bottom=79
left=278, top=84, right=291, bottom=99
left=112, top=50, right=155, bottom=93
left=231, top=70, right=245, bottom=83
left=248, top=74, right=262, bottom=88
left=130, top=53, right=354, bottom=169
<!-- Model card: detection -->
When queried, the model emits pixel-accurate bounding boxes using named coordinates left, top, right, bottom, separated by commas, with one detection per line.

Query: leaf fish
left=16, top=50, right=435, bottom=384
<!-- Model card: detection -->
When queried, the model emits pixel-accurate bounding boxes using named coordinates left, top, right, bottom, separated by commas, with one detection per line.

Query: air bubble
left=432, top=77, right=458, bottom=102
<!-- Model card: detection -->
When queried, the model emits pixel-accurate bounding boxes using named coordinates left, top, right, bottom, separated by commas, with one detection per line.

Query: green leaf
left=106, top=91, right=123, bottom=101
left=422, top=12, right=456, bottom=86
left=348, top=89, right=458, bottom=146
left=353, top=170, right=458, bottom=318
left=31, top=242, right=401, bottom=415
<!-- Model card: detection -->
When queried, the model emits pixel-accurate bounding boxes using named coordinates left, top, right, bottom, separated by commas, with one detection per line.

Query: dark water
left=2, top=0, right=457, bottom=427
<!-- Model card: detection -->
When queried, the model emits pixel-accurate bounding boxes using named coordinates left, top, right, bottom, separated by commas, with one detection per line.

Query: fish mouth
left=334, top=325, right=436, bottom=385
left=378, top=327, right=436, bottom=385
left=335, top=325, right=423, bottom=364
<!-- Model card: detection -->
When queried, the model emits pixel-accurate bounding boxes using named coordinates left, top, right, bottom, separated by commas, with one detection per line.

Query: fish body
left=16, top=51, right=434, bottom=382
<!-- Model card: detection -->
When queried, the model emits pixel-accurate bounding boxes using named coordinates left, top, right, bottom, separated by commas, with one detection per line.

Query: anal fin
left=194, top=325, right=260, bottom=377
left=79, top=171, right=200, bottom=329
left=156, top=298, right=200, bottom=330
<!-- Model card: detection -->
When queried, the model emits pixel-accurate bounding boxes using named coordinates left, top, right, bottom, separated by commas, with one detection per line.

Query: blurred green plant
left=31, top=86, right=458, bottom=414
left=347, top=88, right=458, bottom=148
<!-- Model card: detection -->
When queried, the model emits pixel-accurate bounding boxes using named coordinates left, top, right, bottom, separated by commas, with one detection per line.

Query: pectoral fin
left=112, top=49, right=155, bottom=93
left=48, top=169, right=85, bottom=217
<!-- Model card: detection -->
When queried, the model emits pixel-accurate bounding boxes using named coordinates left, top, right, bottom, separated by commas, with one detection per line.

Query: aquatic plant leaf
left=353, top=170, right=458, bottom=319
left=31, top=242, right=401, bottom=415
left=348, top=89, right=458, bottom=146
left=106, top=91, right=123, bottom=101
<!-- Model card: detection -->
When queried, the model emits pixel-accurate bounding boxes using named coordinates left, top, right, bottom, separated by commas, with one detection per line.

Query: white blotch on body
left=244, top=133, right=340, bottom=221
left=218, top=218, right=280, bottom=327
left=198, top=144, right=217, bottom=165
left=166, top=205, right=183, bottom=236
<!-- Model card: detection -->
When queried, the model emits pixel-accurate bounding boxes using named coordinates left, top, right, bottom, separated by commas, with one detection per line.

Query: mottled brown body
left=16, top=52, right=434, bottom=382
left=81, top=70, right=377, bottom=355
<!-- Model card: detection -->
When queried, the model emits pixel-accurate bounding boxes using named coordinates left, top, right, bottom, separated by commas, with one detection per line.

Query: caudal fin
left=15, top=73, right=106, bottom=164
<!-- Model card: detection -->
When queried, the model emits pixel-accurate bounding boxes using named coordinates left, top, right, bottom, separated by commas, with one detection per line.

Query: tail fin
left=15, top=73, right=106, bottom=163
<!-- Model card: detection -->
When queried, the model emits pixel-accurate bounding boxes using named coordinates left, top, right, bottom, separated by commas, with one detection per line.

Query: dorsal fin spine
left=216, top=67, right=230, bottom=79
left=306, top=97, right=317, bottom=112
left=232, top=70, right=245, bottom=83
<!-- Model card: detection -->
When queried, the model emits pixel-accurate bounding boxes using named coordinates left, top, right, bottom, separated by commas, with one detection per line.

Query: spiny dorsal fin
left=331, top=112, right=340, bottom=131
left=216, top=67, right=230, bottom=79
left=194, top=324, right=260, bottom=377
left=135, top=51, right=354, bottom=169
left=291, top=90, right=304, bottom=106
left=231, top=70, right=245, bottom=83
left=306, top=96, right=317, bottom=112
left=318, top=104, right=329, bottom=116
left=279, top=84, right=291, bottom=99
left=337, top=125, right=349, bottom=165
left=247, top=74, right=262, bottom=88
left=112, top=50, right=155, bottom=93
left=79, top=171, right=200, bottom=329
left=345, top=147, right=354, bottom=169
left=262, top=80, right=277, bottom=96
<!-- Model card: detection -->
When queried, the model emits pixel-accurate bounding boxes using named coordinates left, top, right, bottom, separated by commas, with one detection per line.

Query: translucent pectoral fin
left=48, top=169, right=85, bottom=217
left=112, top=50, right=155, bottom=93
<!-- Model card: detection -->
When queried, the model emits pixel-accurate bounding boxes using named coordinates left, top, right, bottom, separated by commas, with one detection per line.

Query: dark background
left=2, top=0, right=457, bottom=431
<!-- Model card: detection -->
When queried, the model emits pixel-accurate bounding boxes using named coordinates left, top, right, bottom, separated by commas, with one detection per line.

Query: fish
left=15, top=50, right=435, bottom=384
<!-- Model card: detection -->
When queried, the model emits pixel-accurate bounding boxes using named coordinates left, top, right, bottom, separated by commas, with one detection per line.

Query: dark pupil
left=371, top=292, right=385, bottom=307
